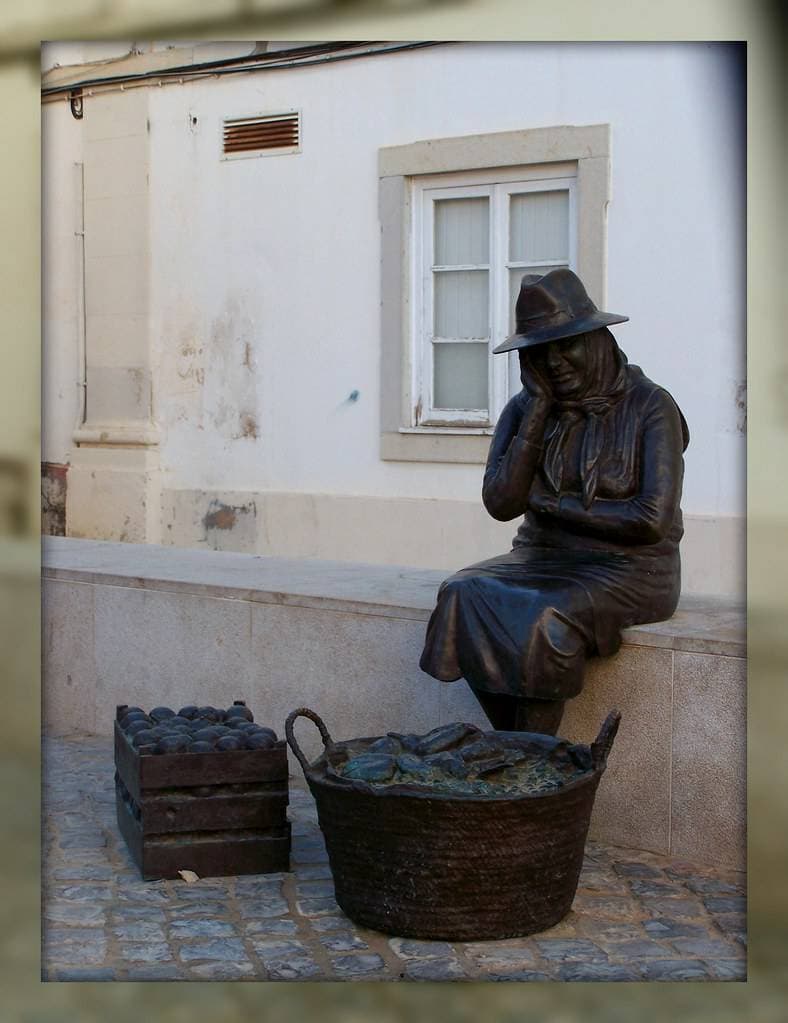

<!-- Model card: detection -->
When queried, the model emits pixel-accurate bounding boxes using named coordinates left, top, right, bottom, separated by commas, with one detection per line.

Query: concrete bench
left=42, top=536, right=745, bottom=869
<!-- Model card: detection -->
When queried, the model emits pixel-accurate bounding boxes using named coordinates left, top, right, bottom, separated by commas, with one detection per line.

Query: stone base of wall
left=156, top=488, right=744, bottom=600
left=42, top=536, right=746, bottom=869
left=42, top=462, right=68, bottom=536
left=63, top=481, right=743, bottom=598
left=66, top=446, right=161, bottom=544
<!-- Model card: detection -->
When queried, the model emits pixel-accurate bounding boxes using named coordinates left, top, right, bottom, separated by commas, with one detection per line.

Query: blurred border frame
left=2, top=0, right=786, bottom=1020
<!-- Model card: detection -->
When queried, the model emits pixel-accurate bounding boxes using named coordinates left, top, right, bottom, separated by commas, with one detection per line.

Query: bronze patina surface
left=420, top=269, right=689, bottom=734
left=114, top=701, right=290, bottom=880
left=286, top=706, right=620, bottom=941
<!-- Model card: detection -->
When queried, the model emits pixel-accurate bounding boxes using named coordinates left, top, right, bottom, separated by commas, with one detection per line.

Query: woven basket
left=286, top=707, right=620, bottom=941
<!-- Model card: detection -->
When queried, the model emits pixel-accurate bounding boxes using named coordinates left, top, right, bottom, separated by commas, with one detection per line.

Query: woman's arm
left=482, top=393, right=551, bottom=521
left=529, top=389, right=685, bottom=544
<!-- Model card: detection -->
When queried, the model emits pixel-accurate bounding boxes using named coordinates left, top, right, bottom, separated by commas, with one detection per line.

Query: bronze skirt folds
left=419, top=541, right=681, bottom=701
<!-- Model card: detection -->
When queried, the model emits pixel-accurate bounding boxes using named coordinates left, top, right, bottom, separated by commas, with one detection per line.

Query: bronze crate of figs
left=114, top=701, right=290, bottom=880
left=286, top=706, right=620, bottom=941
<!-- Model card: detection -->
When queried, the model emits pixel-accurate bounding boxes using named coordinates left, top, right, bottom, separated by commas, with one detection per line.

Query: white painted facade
left=42, top=41, right=746, bottom=596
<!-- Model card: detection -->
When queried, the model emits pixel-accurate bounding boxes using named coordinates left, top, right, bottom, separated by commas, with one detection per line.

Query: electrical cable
left=43, top=41, right=369, bottom=91
left=42, top=41, right=447, bottom=99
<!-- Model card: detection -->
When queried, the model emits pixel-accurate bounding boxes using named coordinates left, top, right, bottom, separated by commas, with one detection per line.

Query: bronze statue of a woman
left=419, top=269, right=689, bottom=736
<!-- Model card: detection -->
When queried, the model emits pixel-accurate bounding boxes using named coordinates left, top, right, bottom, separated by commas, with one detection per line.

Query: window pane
left=509, top=266, right=568, bottom=332
left=509, top=190, right=569, bottom=263
left=434, top=342, right=488, bottom=410
left=434, top=269, right=489, bottom=338
left=434, top=197, right=489, bottom=266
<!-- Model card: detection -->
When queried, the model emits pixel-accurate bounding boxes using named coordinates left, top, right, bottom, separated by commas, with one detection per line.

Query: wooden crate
left=114, top=705, right=291, bottom=880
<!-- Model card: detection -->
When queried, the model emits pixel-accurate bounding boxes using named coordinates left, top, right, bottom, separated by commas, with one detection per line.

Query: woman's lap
left=423, top=545, right=656, bottom=696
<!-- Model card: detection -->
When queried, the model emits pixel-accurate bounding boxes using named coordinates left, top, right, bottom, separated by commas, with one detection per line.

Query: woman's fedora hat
left=493, top=268, right=628, bottom=354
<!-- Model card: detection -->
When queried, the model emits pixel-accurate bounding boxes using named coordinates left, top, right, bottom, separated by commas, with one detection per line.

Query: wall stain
left=735, top=380, right=747, bottom=433
left=204, top=503, right=237, bottom=530
left=41, top=461, right=68, bottom=536
left=129, top=367, right=147, bottom=414
left=204, top=296, right=261, bottom=444
left=201, top=498, right=258, bottom=551
left=235, top=413, right=258, bottom=439
left=176, top=341, right=205, bottom=386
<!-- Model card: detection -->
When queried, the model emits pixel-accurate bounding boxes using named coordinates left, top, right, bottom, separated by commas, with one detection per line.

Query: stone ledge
left=42, top=537, right=746, bottom=866
left=42, top=536, right=745, bottom=658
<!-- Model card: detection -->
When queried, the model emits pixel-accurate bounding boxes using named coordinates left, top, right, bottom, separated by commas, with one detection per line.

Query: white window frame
left=412, top=169, right=578, bottom=429
left=378, top=124, right=611, bottom=464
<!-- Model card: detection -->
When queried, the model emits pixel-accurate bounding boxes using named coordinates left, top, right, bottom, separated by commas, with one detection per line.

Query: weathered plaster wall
left=149, top=43, right=745, bottom=507
left=43, top=42, right=746, bottom=594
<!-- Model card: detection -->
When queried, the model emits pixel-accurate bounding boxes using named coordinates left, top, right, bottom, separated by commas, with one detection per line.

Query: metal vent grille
left=222, top=112, right=300, bottom=158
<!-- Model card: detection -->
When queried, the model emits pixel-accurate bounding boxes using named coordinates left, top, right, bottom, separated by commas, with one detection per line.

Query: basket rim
left=303, top=753, right=604, bottom=804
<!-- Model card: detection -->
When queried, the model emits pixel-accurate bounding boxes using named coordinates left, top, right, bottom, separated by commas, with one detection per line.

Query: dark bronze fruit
left=192, top=728, right=220, bottom=744
left=120, top=701, right=270, bottom=761
left=231, top=720, right=257, bottom=733
left=120, top=710, right=150, bottom=728
left=244, top=733, right=275, bottom=750
left=225, top=702, right=254, bottom=722
left=150, top=706, right=176, bottom=723
left=367, top=735, right=402, bottom=756
left=342, top=753, right=398, bottom=783
left=215, top=735, right=243, bottom=752
left=187, top=741, right=214, bottom=753
left=125, top=720, right=152, bottom=737
left=132, top=729, right=159, bottom=747
left=155, top=734, right=192, bottom=755
left=415, top=723, right=482, bottom=756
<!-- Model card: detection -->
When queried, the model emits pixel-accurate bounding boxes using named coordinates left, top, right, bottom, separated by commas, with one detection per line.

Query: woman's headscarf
left=521, top=328, right=629, bottom=509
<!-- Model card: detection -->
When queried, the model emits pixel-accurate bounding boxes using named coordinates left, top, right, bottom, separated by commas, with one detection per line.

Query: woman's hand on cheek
left=520, top=354, right=554, bottom=405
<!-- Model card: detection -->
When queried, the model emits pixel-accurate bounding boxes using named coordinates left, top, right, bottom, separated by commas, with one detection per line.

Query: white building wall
left=43, top=42, right=746, bottom=594
left=149, top=42, right=744, bottom=504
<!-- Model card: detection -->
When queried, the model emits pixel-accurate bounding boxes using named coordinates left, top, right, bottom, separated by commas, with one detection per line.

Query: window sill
left=380, top=430, right=491, bottom=464
left=399, top=425, right=494, bottom=435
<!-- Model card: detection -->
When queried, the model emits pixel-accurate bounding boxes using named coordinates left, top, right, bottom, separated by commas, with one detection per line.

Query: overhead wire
left=41, top=41, right=448, bottom=101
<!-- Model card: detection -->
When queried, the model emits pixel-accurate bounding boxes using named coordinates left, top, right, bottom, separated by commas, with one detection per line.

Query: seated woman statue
left=419, top=269, right=689, bottom=736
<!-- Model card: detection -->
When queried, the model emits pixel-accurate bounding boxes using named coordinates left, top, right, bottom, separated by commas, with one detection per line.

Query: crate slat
left=116, top=790, right=291, bottom=880
left=116, top=779, right=288, bottom=835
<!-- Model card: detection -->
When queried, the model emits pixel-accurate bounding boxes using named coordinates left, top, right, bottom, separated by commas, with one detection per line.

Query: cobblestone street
left=43, top=736, right=746, bottom=983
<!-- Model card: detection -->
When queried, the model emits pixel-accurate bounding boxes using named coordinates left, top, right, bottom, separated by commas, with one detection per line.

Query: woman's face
left=531, top=334, right=588, bottom=397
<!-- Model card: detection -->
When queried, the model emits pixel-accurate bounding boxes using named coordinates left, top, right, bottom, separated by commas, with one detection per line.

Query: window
left=379, top=124, right=611, bottom=463
left=413, top=168, right=576, bottom=428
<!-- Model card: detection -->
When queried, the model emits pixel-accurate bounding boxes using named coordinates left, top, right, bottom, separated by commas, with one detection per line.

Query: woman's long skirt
left=419, top=545, right=680, bottom=701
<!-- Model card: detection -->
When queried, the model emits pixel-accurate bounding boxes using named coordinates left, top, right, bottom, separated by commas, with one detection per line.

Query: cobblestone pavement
left=43, top=736, right=746, bottom=982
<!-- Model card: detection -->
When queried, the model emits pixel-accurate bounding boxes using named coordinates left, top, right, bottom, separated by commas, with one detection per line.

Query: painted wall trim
left=380, top=431, right=491, bottom=464
left=73, top=424, right=159, bottom=447
left=379, top=123, right=611, bottom=179
left=379, top=123, right=611, bottom=463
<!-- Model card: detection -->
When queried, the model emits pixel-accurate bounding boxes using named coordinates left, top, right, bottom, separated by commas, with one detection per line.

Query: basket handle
left=285, top=707, right=334, bottom=775
left=591, top=709, right=621, bottom=769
